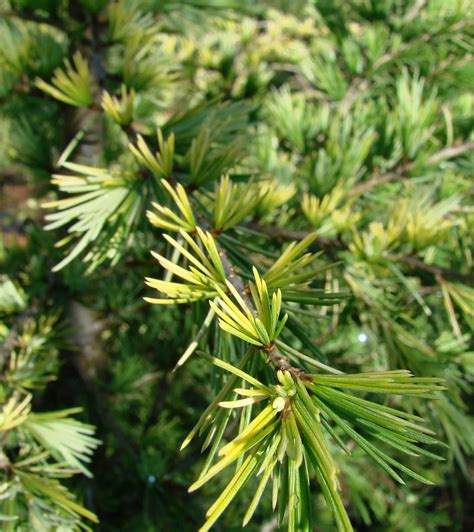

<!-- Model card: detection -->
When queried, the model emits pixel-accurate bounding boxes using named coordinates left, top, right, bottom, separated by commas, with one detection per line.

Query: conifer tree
left=1, top=0, right=472, bottom=530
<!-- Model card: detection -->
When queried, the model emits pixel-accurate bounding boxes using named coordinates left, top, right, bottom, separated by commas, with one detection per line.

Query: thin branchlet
left=216, top=228, right=309, bottom=376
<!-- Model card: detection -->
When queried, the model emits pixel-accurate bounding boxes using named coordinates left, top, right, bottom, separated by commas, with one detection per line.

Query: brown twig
left=403, top=0, right=427, bottom=24
left=244, top=222, right=474, bottom=284
left=242, top=223, right=344, bottom=252
left=425, top=141, right=474, bottom=166
left=350, top=140, right=474, bottom=196
left=194, top=210, right=308, bottom=375
left=264, top=343, right=308, bottom=378
left=216, top=241, right=308, bottom=376
left=398, top=256, right=474, bottom=284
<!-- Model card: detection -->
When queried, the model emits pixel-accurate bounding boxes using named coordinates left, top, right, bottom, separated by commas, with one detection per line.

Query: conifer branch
left=397, top=256, right=474, bottom=284
left=6, top=2, right=471, bottom=528
left=351, top=140, right=474, bottom=196
left=217, top=245, right=307, bottom=376
left=245, top=222, right=474, bottom=284
left=340, top=20, right=471, bottom=110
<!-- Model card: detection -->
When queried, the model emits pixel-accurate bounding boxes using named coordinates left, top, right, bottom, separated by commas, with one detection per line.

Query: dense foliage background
left=0, top=0, right=473, bottom=530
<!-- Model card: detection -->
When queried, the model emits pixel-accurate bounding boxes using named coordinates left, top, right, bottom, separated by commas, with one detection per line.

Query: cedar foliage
left=0, top=0, right=473, bottom=530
